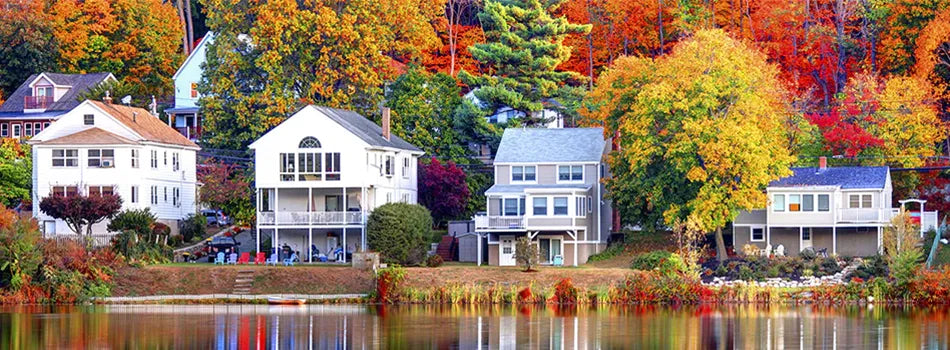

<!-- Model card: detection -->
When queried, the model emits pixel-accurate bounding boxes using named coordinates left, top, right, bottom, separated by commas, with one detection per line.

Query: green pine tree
left=460, top=0, right=590, bottom=127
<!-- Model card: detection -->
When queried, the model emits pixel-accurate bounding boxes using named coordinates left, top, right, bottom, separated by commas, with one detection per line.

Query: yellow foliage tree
left=870, top=75, right=947, bottom=168
left=581, top=29, right=794, bottom=260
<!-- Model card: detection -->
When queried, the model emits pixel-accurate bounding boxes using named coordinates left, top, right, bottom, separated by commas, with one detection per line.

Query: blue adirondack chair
left=283, top=253, right=298, bottom=266
left=214, top=252, right=225, bottom=265
left=266, top=253, right=279, bottom=266
left=227, top=252, right=238, bottom=264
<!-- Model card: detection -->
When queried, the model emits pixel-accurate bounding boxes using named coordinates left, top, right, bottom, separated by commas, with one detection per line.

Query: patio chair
left=266, top=253, right=280, bottom=266
left=238, top=252, right=250, bottom=264
left=760, top=244, right=772, bottom=257
left=227, top=252, right=238, bottom=264
left=552, top=255, right=564, bottom=266
left=214, top=252, right=225, bottom=265
left=254, top=252, right=266, bottom=265
left=283, top=253, right=298, bottom=266
left=774, top=244, right=786, bottom=257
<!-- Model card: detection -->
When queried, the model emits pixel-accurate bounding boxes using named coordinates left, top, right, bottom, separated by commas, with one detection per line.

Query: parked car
left=204, top=236, right=240, bottom=262
left=202, top=209, right=231, bottom=226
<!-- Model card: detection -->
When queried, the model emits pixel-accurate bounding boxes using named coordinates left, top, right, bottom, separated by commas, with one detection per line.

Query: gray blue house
left=474, top=128, right=612, bottom=266
left=0, top=72, right=115, bottom=139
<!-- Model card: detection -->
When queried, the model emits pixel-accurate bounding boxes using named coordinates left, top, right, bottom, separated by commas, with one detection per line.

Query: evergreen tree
left=460, top=0, right=589, bottom=126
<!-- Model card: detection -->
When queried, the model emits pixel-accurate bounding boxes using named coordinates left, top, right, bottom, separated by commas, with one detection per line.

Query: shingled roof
left=494, top=128, right=606, bottom=163
left=310, top=106, right=422, bottom=152
left=89, top=101, right=198, bottom=148
left=769, top=166, right=889, bottom=189
left=0, top=72, right=114, bottom=114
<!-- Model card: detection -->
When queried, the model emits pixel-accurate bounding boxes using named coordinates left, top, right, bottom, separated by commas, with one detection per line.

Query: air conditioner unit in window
left=100, top=159, right=114, bottom=168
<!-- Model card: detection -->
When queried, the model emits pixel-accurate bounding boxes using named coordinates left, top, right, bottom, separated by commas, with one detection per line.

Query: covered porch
left=257, top=187, right=367, bottom=226
left=165, top=107, right=202, bottom=141
left=257, top=228, right=364, bottom=263
left=734, top=225, right=882, bottom=257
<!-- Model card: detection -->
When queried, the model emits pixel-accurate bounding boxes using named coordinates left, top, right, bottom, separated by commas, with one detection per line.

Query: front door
left=801, top=228, right=813, bottom=252
left=499, top=236, right=516, bottom=266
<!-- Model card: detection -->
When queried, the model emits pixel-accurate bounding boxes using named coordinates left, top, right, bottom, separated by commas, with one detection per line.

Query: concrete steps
left=232, top=270, right=255, bottom=295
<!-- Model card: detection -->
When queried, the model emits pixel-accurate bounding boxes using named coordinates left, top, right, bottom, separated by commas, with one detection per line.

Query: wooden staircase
left=435, top=236, right=457, bottom=261
left=232, top=270, right=255, bottom=295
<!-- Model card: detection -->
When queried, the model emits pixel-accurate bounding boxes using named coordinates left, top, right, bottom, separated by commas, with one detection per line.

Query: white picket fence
left=45, top=233, right=115, bottom=247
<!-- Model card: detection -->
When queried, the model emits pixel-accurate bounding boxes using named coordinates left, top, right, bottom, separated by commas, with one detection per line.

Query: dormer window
left=35, top=86, right=53, bottom=98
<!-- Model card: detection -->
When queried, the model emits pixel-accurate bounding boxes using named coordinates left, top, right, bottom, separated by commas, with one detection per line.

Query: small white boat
left=267, top=297, right=306, bottom=305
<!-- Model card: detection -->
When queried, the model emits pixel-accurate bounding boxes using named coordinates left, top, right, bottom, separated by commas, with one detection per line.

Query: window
left=558, top=165, right=583, bottom=182
left=36, top=86, right=52, bottom=97
left=131, top=186, right=138, bottom=203
left=401, top=193, right=410, bottom=203
left=34, top=122, right=41, bottom=133
left=503, top=198, right=519, bottom=216
left=52, top=149, right=79, bottom=167
left=299, top=136, right=321, bottom=148
left=88, top=186, right=114, bottom=197
left=818, top=194, right=830, bottom=212
left=788, top=194, right=801, bottom=212
left=751, top=227, right=765, bottom=242
left=131, top=150, right=139, bottom=168
left=849, top=194, right=873, bottom=208
left=83, top=114, right=94, bottom=125
left=772, top=194, right=785, bottom=212
left=402, top=158, right=410, bottom=178
left=87, top=149, right=115, bottom=167
left=386, top=193, right=392, bottom=204
left=511, top=166, right=537, bottom=182
left=51, top=186, right=78, bottom=197
left=173, top=188, right=180, bottom=207
left=325, top=152, right=341, bottom=180
left=43, top=122, right=50, bottom=129
left=190, top=82, right=198, bottom=98
left=326, top=195, right=342, bottom=211
left=280, top=153, right=296, bottom=181
left=576, top=197, right=586, bottom=216
left=172, top=152, right=179, bottom=171
left=0, top=123, right=6, bottom=137
left=150, top=150, right=158, bottom=168
left=24, top=123, right=31, bottom=137
left=164, top=187, right=168, bottom=203
left=533, top=197, right=547, bottom=215
left=587, top=196, right=593, bottom=214
left=297, top=153, right=322, bottom=181
left=384, top=155, right=394, bottom=176
left=802, top=194, right=814, bottom=212
left=11, top=124, right=20, bottom=138
left=150, top=186, right=158, bottom=204
left=802, top=227, right=811, bottom=240
left=553, top=197, right=568, bottom=216
left=163, top=151, right=167, bottom=166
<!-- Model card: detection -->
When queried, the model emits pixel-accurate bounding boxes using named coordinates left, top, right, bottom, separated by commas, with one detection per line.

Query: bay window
left=533, top=197, right=547, bottom=215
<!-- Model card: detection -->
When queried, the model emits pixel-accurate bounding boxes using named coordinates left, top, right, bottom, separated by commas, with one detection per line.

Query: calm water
left=1, top=304, right=949, bottom=349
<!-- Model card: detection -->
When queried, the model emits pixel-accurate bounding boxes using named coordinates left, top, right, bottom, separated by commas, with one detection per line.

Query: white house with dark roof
left=734, top=158, right=940, bottom=257
left=28, top=99, right=200, bottom=237
left=0, top=72, right=116, bottom=139
left=249, top=106, right=424, bottom=262
left=474, top=128, right=612, bottom=266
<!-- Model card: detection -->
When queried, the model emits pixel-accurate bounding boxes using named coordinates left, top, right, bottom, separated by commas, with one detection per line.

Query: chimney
left=818, top=156, right=827, bottom=170
left=381, top=107, right=391, bottom=141
left=103, top=90, right=112, bottom=104
left=132, top=112, right=138, bottom=123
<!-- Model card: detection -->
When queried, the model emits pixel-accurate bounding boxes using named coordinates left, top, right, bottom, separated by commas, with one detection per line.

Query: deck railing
left=24, top=96, right=54, bottom=110
left=836, top=208, right=898, bottom=223
left=258, top=211, right=362, bottom=226
left=474, top=215, right=525, bottom=230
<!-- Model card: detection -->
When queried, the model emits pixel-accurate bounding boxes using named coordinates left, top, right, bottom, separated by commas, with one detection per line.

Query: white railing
left=259, top=211, right=362, bottom=226
left=46, top=234, right=115, bottom=247
left=921, top=211, right=939, bottom=232
left=836, top=208, right=898, bottom=223
left=475, top=215, right=525, bottom=230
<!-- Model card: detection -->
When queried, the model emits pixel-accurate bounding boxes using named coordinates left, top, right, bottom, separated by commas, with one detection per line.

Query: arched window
left=299, top=136, right=321, bottom=148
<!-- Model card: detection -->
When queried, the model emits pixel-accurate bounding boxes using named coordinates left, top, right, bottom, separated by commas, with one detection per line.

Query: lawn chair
left=238, top=252, right=250, bottom=264
left=227, top=252, right=238, bottom=264
left=552, top=255, right=564, bottom=266
left=214, top=252, right=225, bottom=265
left=266, top=253, right=279, bottom=266
left=760, top=244, right=773, bottom=257
left=283, top=253, right=298, bottom=266
left=774, top=244, right=786, bottom=257
left=254, top=252, right=266, bottom=265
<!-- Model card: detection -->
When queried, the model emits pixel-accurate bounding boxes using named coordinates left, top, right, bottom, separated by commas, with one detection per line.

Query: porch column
left=256, top=188, right=261, bottom=253
left=766, top=226, right=771, bottom=246
left=275, top=188, right=280, bottom=227
left=275, top=229, right=279, bottom=257
left=477, top=233, right=482, bottom=266
left=799, top=227, right=803, bottom=253
left=877, top=227, right=883, bottom=254
left=573, top=232, right=578, bottom=267
left=832, top=227, right=837, bottom=255
left=256, top=226, right=261, bottom=254
left=342, top=229, right=347, bottom=264
left=308, top=228, right=313, bottom=263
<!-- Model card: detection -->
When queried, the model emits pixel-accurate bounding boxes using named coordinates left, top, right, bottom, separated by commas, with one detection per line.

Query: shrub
left=367, top=203, right=432, bottom=265
left=374, top=266, right=407, bottom=303
left=657, top=253, right=690, bottom=278
left=741, top=244, right=759, bottom=256
left=630, top=250, right=672, bottom=271
left=110, top=231, right=172, bottom=265
left=179, top=214, right=207, bottom=243
left=800, top=248, right=816, bottom=260
left=107, top=208, right=156, bottom=234
left=852, top=255, right=888, bottom=280
left=738, top=265, right=755, bottom=281
left=0, top=209, right=42, bottom=291
left=514, top=236, right=539, bottom=272
left=151, top=222, right=171, bottom=237
left=426, top=254, right=444, bottom=267
left=551, top=278, right=578, bottom=304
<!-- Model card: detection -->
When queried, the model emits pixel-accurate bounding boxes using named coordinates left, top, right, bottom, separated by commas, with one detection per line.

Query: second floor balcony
left=25, top=96, right=54, bottom=111
left=474, top=214, right=589, bottom=231
left=836, top=208, right=899, bottom=223
left=258, top=211, right=364, bottom=226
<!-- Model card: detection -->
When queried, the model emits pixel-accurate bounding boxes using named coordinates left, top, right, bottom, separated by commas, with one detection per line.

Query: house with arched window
left=249, top=105, right=423, bottom=263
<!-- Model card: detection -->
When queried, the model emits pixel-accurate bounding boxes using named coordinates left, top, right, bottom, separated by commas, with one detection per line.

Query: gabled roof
left=40, top=127, right=136, bottom=145
left=309, top=106, right=422, bottom=152
left=0, top=72, right=115, bottom=114
left=769, top=166, right=889, bottom=189
left=494, top=128, right=605, bottom=163
left=88, top=101, right=199, bottom=148
left=173, top=32, right=213, bottom=80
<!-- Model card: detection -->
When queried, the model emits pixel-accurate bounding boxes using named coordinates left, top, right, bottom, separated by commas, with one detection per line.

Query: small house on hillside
left=734, top=158, right=940, bottom=257
left=249, top=106, right=424, bottom=263
left=165, top=32, right=213, bottom=142
left=0, top=72, right=116, bottom=139
left=29, top=99, right=200, bottom=237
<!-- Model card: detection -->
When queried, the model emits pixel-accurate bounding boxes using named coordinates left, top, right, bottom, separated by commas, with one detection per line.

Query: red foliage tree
left=198, top=160, right=253, bottom=225
left=38, top=192, right=122, bottom=236
left=418, top=158, right=470, bottom=226
left=806, top=110, right=883, bottom=157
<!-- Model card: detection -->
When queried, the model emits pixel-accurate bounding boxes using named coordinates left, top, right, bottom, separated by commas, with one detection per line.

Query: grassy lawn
left=586, top=230, right=675, bottom=268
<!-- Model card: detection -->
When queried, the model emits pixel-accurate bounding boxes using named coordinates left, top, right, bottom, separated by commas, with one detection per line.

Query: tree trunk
left=657, top=0, right=665, bottom=56
left=586, top=0, right=594, bottom=89
left=185, top=0, right=195, bottom=52
left=176, top=0, right=189, bottom=56
left=715, top=226, right=728, bottom=261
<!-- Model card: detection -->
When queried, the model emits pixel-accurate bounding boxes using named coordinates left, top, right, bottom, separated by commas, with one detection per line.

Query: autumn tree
left=39, top=192, right=122, bottom=237
left=581, top=29, right=795, bottom=260
left=197, top=160, right=253, bottom=226
left=0, top=0, right=60, bottom=98
left=385, top=68, right=469, bottom=161
left=0, top=139, right=31, bottom=209
left=47, top=0, right=184, bottom=97
left=460, top=0, right=590, bottom=126
left=200, top=0, right=441, bottom=150
left=418, top=158, right=471, bottom=226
